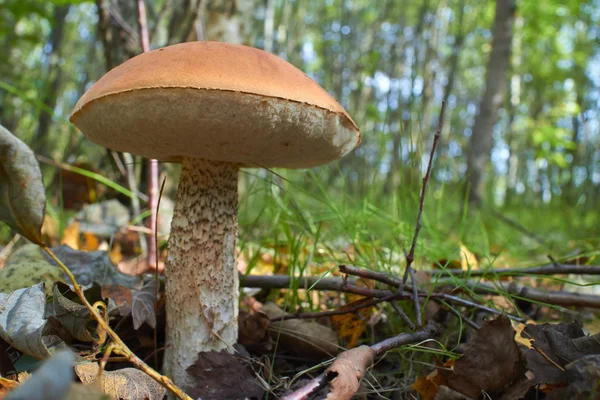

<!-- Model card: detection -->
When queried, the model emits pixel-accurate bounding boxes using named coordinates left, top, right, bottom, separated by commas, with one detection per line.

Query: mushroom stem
left=163, top=157, right=239, bottom=390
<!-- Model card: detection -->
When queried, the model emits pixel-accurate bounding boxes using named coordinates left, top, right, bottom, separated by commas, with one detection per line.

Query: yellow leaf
left=459, top=242, right=478, bottom=271
left=61, top=221, right=80, bottom=250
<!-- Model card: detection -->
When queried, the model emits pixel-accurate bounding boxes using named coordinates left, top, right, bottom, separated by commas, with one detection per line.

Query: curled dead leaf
left=261, top=302, right=339, bottom=359
left=326, top=345, right=375, bottom=400
left=75, top=362, right=166, bottom=400
left=0, top=125, right=46, bottom=245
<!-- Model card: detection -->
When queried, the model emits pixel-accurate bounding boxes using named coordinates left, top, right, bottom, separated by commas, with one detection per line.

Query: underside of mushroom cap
left=70, top=41, right=360, bottom=168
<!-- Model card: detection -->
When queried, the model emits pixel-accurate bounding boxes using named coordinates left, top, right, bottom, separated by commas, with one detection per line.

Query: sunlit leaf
left=0, top=124, right=46, bottom=245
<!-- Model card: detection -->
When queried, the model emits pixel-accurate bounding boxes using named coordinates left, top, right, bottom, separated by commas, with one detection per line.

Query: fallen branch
left=458, top=280, right=600, bottom=309
left=281, top=321, right=439, bottom=400
left=270, top=294, right=405, bottom=322
left=241, top=273, right=357, bottom=292
left=243, top=270, right=600, bottom=311
left=430, top=263, right=600, bottom=277
left=242, top=273, right=524, bottom=322
left=400, top=101, right=445, bottom=327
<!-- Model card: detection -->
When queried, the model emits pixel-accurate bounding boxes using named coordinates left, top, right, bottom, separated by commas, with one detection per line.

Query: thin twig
left=240, top=273, right=357, bottom=292
left=43, top=247, right=191, bottom=399
left=430, top=264, right=600, bottom=278
left=392, top=302, right=416, bottom=329
left=371, top=319, right=438, bottom=356
left=402, top=101, right=445, bottom=285
left=456, top=280, right=600, bottom=309
left=0, top=234, right=20, bottom=263
left=137, top=0, right=150, bottom=52
left=153, top=178, right=166, bottom=368
left=339, top=264, right=397, bottom=287
left=271, top=294, right=405, bottom=322
left=136, top=0, right=159, bottom=272
left=408, top=267, right=422, bottom=326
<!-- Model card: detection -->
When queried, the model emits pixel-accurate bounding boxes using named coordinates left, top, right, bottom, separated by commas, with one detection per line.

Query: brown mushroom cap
left=71, top=41, right=360, bottom=168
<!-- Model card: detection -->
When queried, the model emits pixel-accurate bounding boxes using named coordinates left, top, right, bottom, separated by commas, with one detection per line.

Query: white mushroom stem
left=163, top=157, right=239, bottom=391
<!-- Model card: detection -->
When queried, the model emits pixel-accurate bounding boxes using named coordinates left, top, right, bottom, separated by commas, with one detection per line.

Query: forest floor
left=0, top=127, right=599, bottom=400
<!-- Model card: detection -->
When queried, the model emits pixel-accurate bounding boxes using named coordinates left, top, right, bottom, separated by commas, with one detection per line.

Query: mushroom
left=70, top=41, right=360, bottom=390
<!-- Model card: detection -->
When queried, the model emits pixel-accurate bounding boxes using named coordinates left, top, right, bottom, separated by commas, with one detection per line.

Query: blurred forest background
left=1, top=0, right=598, bottom=270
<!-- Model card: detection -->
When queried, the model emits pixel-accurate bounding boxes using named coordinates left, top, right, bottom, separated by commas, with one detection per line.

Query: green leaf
left=0, top=124, right=46, bottom=245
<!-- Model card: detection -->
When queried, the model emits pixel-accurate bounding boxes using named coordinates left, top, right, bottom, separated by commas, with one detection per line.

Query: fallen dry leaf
left=47, top=245, right=140, bottom=289
left=119, top=280, right=157, bottom=330
left=261, top=302, right=339, bottom=359
left=0, top=125, right=46, bottom=246
left=75, top=362, right=166, bottom=400
left=546, top=354, right=600, bottom=399
left=413, top=369, right=446, bottom=400
left=101, top=284, right=132, bottom=307
left=331, top=297, right=373, bottom=349
left=433, top=385, right=472, bottom=400
left=185, top=345, right=265, bottom=400
left=0, top=377, right=18, bottom=390
left=521, top=321, right=600, bottom=386
left=0, top=283, right=66, bottom=359
left=441, top=315, right=528, bottom=399
left=459, top=242, right=478, bottom=271
left=238, top=309, right=272, bottom=353
left=326, top=345, right=375, bottom=400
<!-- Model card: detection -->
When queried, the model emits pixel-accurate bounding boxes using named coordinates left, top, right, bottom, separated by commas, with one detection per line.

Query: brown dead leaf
left=331, top=298, right=372, bottom=349
left=185, top=345, right=265, bottom=400
left=441, top=315, right=528, bottom=399
left=0, top=377, right=18, bottom=390
left=521, top=321, right=599, bottom=386
left=101, top=284, right=132, bottom=307
left=75, top=362, right=166, bottom=400
left=65, top=383, right=112, bottom=400
left=326, top=345, right=375, bottom=400
left=413, top=370, right=444, bottom=400
left=238, top=309, right=272, bottom=354
left=119, top=281, right=157, bottom=330
left=261, top=303, right=339, bottom=359
left=433, top=385, right=473, bottom=400
left=546, top=355, right=600, bottom=399
left=58, top=163, right=97, bottom=210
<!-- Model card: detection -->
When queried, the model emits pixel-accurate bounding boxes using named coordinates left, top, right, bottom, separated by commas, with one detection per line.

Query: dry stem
left=42, top=246, right=191, bottom=400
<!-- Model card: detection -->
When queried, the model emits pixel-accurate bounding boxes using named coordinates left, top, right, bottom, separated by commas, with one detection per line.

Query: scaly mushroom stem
left=163, top=158, right=239, bottom=391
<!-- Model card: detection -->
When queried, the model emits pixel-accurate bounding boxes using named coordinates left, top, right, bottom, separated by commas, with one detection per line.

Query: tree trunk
left=465, top=0, right=516, bottom=205
left=34, top=5, right=69, bottom=157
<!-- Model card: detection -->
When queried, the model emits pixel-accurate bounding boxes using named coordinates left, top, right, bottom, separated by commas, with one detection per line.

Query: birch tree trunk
left=465, top=0, right=516, bottom=205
